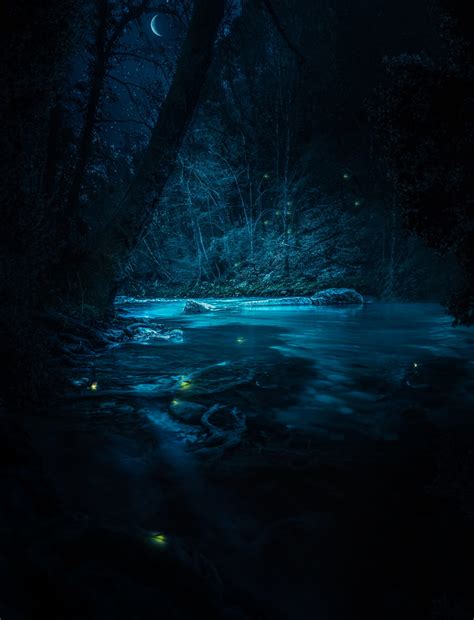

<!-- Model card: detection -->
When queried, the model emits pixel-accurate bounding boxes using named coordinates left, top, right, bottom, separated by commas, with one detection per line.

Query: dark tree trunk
left=80, top=0, right=226, bottom=308
left=0, top=1, right=81, bottom=407
left=42, top=103, right=66, bottom=202
left=66, top=0, right=109, bottom=222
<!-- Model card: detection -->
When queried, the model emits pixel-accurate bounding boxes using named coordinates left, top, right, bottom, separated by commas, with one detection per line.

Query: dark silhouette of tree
left=66, top=0, right=178, bottom=224
left=0, top=0, right=82, bottom=406
left=76, top=0, right=226, bottom=308
left=374, top=1, right=474, bottom=324
left=0, top=0, right=225, bottom=406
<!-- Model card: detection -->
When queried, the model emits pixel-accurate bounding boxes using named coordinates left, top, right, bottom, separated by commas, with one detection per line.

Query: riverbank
left=120, top=266, right=385, bottom=300
left=121, top=277, right=446, bottom=305
left=122, top=279, right=322, bottom=300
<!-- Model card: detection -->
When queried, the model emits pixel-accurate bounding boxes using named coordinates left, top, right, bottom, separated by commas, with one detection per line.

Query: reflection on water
left=70, top=299, right=474, bottom=442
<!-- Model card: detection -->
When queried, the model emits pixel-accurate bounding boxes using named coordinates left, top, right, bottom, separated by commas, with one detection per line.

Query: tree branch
left=260, top=0, right=306, bottom=65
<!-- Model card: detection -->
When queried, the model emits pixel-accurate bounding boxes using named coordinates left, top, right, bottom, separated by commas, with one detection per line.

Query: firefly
left=149, top=533, right=167, bottom=547
left=343, top=173, right=350, bottom=180
left=236, top=337, right=245, bottom=344
left=89, top=381, right=98, bottom=392
left=413, top=362, right=418, bottom=368
left=180, top=379, right=192, bottom=390
left=263, top=173, right=270, bottom=180
left=354, top=200, right=361, bottom=207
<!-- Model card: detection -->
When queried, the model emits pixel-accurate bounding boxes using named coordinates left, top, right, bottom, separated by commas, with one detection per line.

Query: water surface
left=46, top=299, right=473, bottom=618
left=103, top=299, right=474, bottom=440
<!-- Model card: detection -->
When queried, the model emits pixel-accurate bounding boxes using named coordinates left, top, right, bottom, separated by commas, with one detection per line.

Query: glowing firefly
left=180, top=379, right=192, bottom=390
left=149, top=533, right=167, bottom=546
left=89, top=381, right=98, bottom=392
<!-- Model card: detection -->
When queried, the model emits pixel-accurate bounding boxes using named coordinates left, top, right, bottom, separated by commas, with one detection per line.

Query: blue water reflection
left=110, top=299, right=474, bottom=439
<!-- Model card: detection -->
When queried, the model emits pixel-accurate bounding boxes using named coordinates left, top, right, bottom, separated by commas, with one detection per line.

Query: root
left=190, top=405, right=246, bottom=458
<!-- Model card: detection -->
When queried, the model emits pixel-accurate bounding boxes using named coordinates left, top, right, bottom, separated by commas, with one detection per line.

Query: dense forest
left=1, top=1, right=473, bottom=619
left=128, top=1, right=460, bottom=301
left=1, top=0, right=472, bottom=403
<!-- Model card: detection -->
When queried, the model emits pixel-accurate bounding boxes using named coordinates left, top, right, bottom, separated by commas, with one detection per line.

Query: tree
left=0, top=0, right=82, bottom=405
left=65, top=0, right=182, bottom=225
left=128, top=1, right=382, bottom=295
left=76, top=0, right=226, bottom=308
left=374, top=2, right=474, bottom=324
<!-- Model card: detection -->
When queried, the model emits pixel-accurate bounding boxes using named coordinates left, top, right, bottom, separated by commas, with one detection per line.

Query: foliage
left=128, top=0, right=449, bottom=301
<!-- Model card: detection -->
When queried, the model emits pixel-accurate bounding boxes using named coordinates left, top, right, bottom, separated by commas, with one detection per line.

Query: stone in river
left=131, top=326, right=184, bottom=342
left=183, top=300, right=216, bottom=314
left=310, top=288, right=363, bottom=305
left=169, top=400, right=207, bottom=424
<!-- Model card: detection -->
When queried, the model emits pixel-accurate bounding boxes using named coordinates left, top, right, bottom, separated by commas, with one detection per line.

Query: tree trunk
left=66, top=0, right=109, bottom=222
left=80, top=0, right=226, bottom=309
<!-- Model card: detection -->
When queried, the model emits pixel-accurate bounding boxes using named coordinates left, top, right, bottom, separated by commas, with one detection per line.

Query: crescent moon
left=150, top=15, right=163, bottom=37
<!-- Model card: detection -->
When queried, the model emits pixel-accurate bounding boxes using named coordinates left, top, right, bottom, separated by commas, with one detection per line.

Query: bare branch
left=260, top=0, right=306, bottom=65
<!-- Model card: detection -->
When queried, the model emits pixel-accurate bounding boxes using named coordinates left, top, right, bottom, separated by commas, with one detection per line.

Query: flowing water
left=94, top=299, right=473, bottom=437
left=38, top=300, right=474, bottom=618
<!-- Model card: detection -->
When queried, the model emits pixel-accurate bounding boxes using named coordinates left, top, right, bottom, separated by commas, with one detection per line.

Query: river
left=35, top=300, right=474, bottom=618
left=100, top=299, right=473, bottom=436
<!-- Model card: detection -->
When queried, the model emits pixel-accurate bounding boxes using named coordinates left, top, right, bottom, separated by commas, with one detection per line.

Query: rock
left=192, top=404, right=246, bottom=457
left=125, top=321, right=164, bottom=332
left=167, top=329, right=184, bottom=342
left=310, top=288, right=363, bottom=305
left=130, top=326, right=184, bottom=342
left=183, top=300, right=216, bottom=314
left=169, top=400, right=207, bottom=424
left=103, top=328, right=127, bottom=342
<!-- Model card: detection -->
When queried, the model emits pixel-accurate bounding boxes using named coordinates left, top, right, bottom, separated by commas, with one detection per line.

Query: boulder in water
left=129, top=326, right=183, bottom=342
left=311, top=288, right=363, bottom=305
left=169, top=400, right=207, bottom=424
left=183, top=300, right=216, bottom=314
